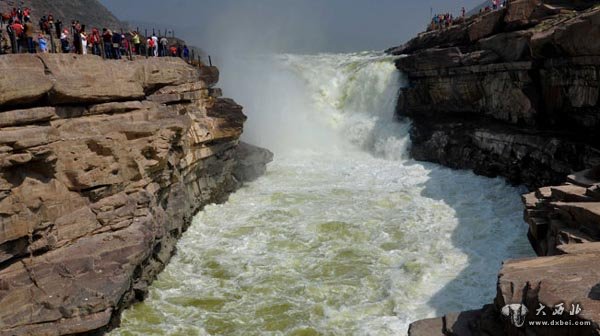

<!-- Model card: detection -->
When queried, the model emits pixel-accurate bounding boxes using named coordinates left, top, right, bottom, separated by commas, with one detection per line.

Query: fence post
left=50, top=33, right=55, bottom=53
left=208, top=55, right=212, bottom=67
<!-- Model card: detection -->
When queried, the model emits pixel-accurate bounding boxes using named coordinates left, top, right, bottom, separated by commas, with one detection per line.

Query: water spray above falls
left=113, top=53, right=532, bottom=336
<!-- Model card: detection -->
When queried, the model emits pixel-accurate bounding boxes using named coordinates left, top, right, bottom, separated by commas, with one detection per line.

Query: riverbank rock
left=390, top=2, right=600, bottom=189
left=397, top=2, right=600, bottom=335
left=0, top=54, right=271, bottom=335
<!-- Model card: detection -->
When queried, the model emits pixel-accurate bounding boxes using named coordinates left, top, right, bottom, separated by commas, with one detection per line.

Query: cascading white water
left=112, top=52, right=533, bottom=336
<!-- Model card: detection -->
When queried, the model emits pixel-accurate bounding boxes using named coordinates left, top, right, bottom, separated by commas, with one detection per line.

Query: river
left=112, top=52, right=533, bottom=336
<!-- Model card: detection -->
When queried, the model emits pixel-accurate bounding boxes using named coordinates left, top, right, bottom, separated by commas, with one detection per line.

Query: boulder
left=468, top=8, right=506, bottom=42
left=478, top=30, right=533, bottom=62
left=407, top=317, right=445, bottom=336
left=233, top=142, right=274, bottom=182
left=504, top=0, right=557, bottom=29
left=497, top=253, right=600, bottom=334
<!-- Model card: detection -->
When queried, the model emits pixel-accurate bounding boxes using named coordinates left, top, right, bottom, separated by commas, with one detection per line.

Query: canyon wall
left=390, top=1, right=600, bottom=190
left=390, top=1, right=600, bottom=335
left=0, top=54, right=271, bottom=335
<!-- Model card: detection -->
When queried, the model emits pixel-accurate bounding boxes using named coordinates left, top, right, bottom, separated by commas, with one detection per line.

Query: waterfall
left=112, top=52, right=532, bottom=336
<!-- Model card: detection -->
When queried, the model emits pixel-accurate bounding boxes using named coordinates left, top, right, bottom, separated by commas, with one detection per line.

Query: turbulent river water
left=112, top=52, right=533, bottom=335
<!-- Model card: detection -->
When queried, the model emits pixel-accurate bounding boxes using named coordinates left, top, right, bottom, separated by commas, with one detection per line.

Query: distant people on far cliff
left=429, top=13, right=454, bottom=31
left=183, top=45, right=190, bottom=62
left=159, top=36, right=168, bottom=57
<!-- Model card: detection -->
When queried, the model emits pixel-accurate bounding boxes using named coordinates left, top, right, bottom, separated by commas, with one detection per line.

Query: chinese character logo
left=536, top=303, right=583, bottom=317
left=501, top=304, right=529, bottom=328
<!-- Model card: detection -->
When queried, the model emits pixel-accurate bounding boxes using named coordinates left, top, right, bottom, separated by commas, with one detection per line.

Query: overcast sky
left=100, top=0, right=484, bottom=55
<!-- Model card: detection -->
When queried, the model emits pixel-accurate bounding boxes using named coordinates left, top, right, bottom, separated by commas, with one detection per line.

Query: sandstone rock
left=478, top=30, right=533, bottom=62
left=0, top=107, right=56, bottom=128
left=504, top=0, right=557, bottom=29
left=550, top=184, right=594, bottom=202
left=407, top=317, right=445, bottom=336
left=557, top=241, right=600, bottom=254
left=396, top=48, right=463, bottom=72
left=497, top=253, right=600, bottom=335
left=233, top=142, right=274, bottom=182
left=530, top=9, right=600, bottom=58
left=388, top=25, right=469, bottom=55
left=0, top=54, right=53, bottom=106
left=40, top=54, right=144, bottom=104
left=199, top=65, right=220, bottom=87
left=396, top=3, right=600, bottom=335
left=468, top=8, right=506, bottom=42
left=0, top=55, right=272, bottom=335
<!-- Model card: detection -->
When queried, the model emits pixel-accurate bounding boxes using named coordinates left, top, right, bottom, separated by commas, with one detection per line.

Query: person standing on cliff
left=151, top=34, right=158, bottom=57
left=55, top=19, right=62, bottom=39
left=72, top=21, right=82, bottom=54
left=159, top=36, right=168, bottom=57
left=102, top=28, right=113, bottom=58
left=60, top=29, right=70, bottom=53
left=90, top=28, right=101, bottom=56
left=10, top=20, right=24, bottom=53
left=131, top=31, right=141, bottom=55
left=461, top=7, right=466, bottom=17
left=23, top=7, right=30, bottom=23
left=183, top=45, right=189, bottom=62
left=38, top=34, right=48, bottom=53
left=80, top=30, right=88, bottom=55
left=23, top=18, right=35, bottom=53
left=111, top=31, right=122, bottom=59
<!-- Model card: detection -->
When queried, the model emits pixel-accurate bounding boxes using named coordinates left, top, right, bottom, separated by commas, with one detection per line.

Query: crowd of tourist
left=429, top=0, right=509, bottom=31
left=0, top=3, right=192, bottom=62
left=430, top=12, right=457, bottom=30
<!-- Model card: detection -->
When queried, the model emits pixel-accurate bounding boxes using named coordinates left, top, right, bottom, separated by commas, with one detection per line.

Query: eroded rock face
left=0, top=55, right=271, bottom=335
left=399, top=2, right=600, bottom=335
left=392, top=2, right=600, bottom=189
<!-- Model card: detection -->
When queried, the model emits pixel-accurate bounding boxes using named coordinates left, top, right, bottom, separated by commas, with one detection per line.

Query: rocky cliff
left=390, top=1, right=600, bottom=335
left=390, top=0, right=600, bottom=190
left=0, top=54, right=271, bottom=335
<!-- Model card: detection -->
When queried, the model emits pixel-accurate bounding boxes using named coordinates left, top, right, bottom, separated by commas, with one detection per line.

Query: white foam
left=112, top=52, right=533, bottom=336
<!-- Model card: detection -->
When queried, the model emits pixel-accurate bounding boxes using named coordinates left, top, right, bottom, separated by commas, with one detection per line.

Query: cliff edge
left=0, top=54, right=272, bottom=335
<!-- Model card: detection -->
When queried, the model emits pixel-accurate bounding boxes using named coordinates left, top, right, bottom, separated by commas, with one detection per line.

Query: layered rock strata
left=390, top=1, right=600, bottom=189
left=0, top=54, right=271, bottom=335
left=394, top=1, right=600, bottom=335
